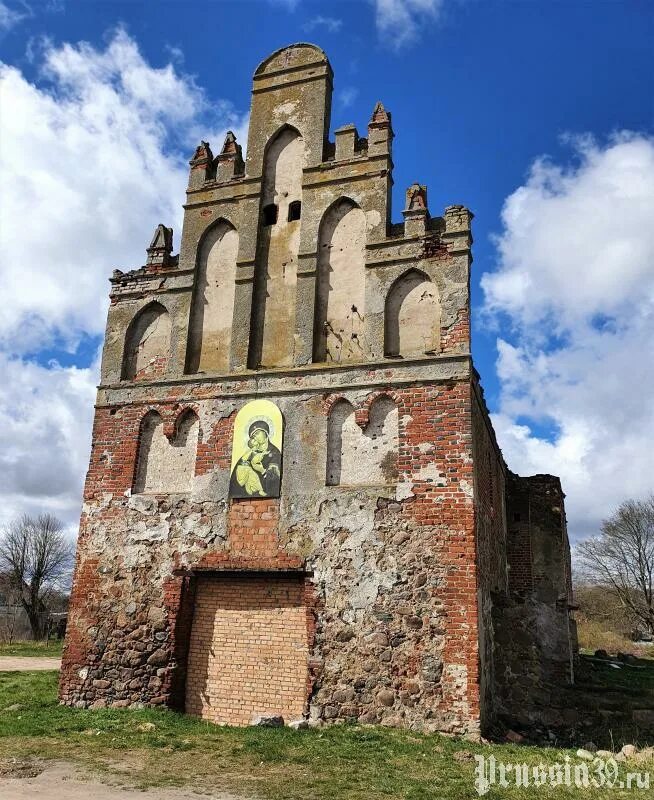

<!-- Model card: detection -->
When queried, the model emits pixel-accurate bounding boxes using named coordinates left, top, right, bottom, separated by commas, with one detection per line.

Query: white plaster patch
left=133, top=412, right=199, bottom=494
left=396, top=480, right=414, bottom=501
left=188, top=223, right=238, bottom=373
left=459, top=479, right=474, bottom=499
left=130, top=519, right=170, bottom=543
left=273, top=100, right=299, bottom=121
left=365, top=209, right=381, bottom=231
left=385, top=272, right=440, bottom=357
left=416, top=463, right=447, bottom=486
left=418, top=442, right=435, bottom=454
left=123, top=304, right=171, bottom=380
left=326, top=397, right=398, bottom=486
left=315, top=201, right=366, bottom=364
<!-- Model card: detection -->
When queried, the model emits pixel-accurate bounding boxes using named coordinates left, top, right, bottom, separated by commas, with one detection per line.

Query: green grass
left=0, top=640, right=64, bottom=658
left=576, top=653, right=654, bottom=695
left=0, top=671, right=652, bottom=798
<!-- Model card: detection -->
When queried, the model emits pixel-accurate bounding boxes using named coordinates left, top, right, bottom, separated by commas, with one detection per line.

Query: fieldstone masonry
left=60, top=43, right=576, bottom=735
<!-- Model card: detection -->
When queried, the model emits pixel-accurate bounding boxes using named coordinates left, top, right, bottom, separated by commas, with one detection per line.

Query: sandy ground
left=0, top=657, right=61, bottom=671
left=0, top=761, right=246, bottom=799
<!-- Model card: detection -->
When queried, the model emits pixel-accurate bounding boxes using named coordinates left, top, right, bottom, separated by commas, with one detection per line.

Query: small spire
left=189, top=140, right=213, bottom=166
left=220, top=131, right=238, bottom=155
left=405, top=183, right=428, bottom=212
left=370, top=101, right=390, bottom=125
left=146, top=224, right=173, bottom=268
left=216, top=131, right=244, bottom=180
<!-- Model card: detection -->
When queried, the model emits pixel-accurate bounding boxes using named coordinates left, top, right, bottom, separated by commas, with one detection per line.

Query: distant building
left=60, top=44, right=576, bottom=734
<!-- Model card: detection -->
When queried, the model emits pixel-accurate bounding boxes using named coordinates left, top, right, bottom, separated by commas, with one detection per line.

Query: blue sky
left=0, top=0, right=653, bottom=541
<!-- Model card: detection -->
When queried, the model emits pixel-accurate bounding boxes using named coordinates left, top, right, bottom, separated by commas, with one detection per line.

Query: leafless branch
left=0, top=514, right=74, bottom=639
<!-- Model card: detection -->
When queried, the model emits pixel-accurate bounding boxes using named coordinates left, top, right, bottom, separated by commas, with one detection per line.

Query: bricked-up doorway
left=185, top=573, right=310, bottom=726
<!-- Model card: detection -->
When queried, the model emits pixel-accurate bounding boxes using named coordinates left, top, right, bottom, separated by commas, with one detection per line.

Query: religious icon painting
left=229, top=399, right=283, bottom=499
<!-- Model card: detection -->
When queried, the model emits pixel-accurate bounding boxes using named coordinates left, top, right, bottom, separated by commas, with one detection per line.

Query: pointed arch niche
left=326, top=396, right=398, bottom=486
left=186, top=220, right=239, bottom=374
left=122, top=302, right=171, bottom=381
left=133, top=409, right=199, bottom=494
left=313, top=199, right=367, bottom=364
left=248, top=126, right=305, bottom=369
left=384, top=270, right=441, bottom=358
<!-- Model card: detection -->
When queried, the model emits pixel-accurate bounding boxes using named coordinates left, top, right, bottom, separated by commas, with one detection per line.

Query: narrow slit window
left=263, top=204, right=278, bottom=226
left=288, top=200, right=301, bottom=222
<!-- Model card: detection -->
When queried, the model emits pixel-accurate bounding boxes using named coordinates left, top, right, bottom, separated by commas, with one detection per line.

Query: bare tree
left=0, top=514, right=74, bottom=640
left=577, top=496, right=654, bottom=635
left=0, top=579, right=24, bottom=644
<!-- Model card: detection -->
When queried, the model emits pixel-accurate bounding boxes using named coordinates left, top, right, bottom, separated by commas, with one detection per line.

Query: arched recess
left=133, top=409, right=199, bottom=494
left=249, top=125, right=305, bottom=369
left=384, top=269, right=441, bottom=358
left=326, top=399, right=355, bottom=486
left=122, top=302, right=171, bottom=381
left=186, top=220, right=239, bottom=374
left=326, top=396, right=398, bottom=486
left=313, top=198, right=366, bottom=364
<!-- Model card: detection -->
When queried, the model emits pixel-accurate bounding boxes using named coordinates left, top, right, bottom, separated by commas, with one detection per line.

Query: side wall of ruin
left=492, top=474, right=577, bottom=727
left=471, top=381, right=508, bottom=728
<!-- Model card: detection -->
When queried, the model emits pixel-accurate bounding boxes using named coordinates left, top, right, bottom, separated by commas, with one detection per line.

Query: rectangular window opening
left=288, top=200, right=301, bottom=222
left=263, top=204, right=278, bottom=226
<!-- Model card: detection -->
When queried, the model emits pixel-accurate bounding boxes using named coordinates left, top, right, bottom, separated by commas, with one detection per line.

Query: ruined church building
left=61, top=44, right=576, bottom=734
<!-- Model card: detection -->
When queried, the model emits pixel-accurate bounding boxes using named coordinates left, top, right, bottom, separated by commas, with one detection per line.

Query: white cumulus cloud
left=0, top=28, right=245, bottom=354
left=374, top=0, right=445, bottom=48
left=482, top=133, right=654, bottom=541
left=0, top=29, right=246, bottom=529
left=0, top=352, right=98, bottom=530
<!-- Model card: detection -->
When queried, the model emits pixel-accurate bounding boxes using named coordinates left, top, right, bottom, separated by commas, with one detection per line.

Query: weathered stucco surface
left=385, top=270, right=441, bottom=357
left=254, top=128, right=304, bottom=369
left=122, top=303, right=171, bottom=381
left=326, top=396, right=398, bottom=486
left=61, top=42, right=575, bottom=737
left=134, top=411, right=199, bottom=494
left=314, top=200, right=367, bottom=363
left=186, top=222, right=238, bottom=373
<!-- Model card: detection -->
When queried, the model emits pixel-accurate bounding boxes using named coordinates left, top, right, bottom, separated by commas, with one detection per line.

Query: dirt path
left=0, top=761, right=246, bottom=799
left=0, top=657, right=61, bottom=671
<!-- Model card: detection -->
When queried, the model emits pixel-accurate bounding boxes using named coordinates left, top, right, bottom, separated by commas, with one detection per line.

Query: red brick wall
left=505, top=474, right=534, bottom=592
left=392, top=381, right=480, bottom=725
left=441, top=306, right=470, bottom=353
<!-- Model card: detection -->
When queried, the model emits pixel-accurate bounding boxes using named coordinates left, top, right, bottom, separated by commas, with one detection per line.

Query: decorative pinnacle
left=370, top=101, right=390, bottom=125
left=220, top=131, right=238, bottom=156
left=189, top=140, right=213, bottom=166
